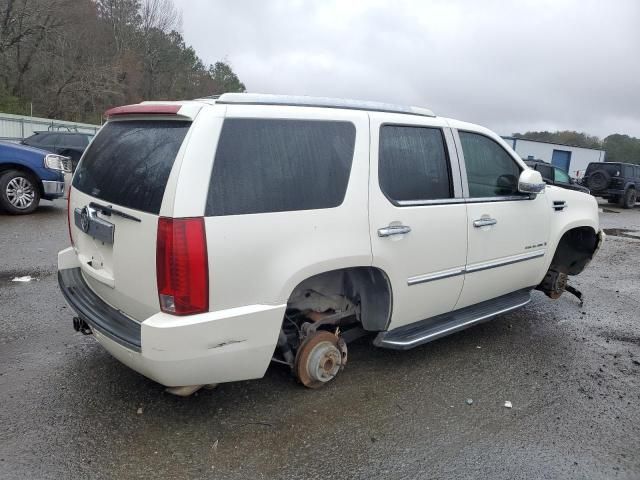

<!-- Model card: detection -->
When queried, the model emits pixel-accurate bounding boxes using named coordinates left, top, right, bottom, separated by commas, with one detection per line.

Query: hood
left=0, top=141, right=50, bottom=157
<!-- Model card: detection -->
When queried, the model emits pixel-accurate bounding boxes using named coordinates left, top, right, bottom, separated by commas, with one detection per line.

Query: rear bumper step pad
left=58, top=268, right=141, bottom=351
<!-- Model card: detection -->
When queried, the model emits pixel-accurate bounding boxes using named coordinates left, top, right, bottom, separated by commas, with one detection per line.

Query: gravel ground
left=0, top=199, right=639, bottom=480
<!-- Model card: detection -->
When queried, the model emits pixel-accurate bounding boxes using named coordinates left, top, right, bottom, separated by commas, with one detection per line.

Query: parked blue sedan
left=0, top=141, right=71, bottom=214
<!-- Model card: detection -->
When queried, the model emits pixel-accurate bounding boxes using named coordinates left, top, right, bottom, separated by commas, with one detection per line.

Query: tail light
left=156, top=217, right=209, bottom=315
left=67, top=188, right=73, bottom=246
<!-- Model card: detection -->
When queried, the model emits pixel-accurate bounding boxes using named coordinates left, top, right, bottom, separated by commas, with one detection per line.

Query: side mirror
left=518, top=169, right=546, bottom=195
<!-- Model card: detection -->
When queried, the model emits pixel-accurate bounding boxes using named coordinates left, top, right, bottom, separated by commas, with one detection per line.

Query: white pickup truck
left=58, top=94, right=604, bottom=392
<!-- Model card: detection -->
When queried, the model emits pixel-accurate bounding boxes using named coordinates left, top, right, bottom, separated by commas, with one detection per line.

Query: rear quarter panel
left=177, top=105, right=373, bottom=311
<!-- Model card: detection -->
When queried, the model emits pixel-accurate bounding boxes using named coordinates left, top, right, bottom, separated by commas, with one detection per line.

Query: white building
left=0, top=112, right=99, bottom=143
left=502, top=136, right=606, bottom=179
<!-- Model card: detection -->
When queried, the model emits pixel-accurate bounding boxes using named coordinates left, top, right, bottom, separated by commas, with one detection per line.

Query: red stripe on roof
left=105, top=104, right=181, bottom=117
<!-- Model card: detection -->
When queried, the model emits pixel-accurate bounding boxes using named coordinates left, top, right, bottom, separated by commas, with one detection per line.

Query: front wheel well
left=549, top=226, right=599, bottom=276
left=0, top=164, right=43, bottom=196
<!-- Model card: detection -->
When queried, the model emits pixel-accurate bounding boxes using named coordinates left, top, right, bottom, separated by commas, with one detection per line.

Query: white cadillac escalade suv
left=58, top=93, right=604, bottom=393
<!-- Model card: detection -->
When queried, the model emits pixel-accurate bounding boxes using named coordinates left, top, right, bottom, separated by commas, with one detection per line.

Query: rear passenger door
left=369, top=113, right=467, bottom=330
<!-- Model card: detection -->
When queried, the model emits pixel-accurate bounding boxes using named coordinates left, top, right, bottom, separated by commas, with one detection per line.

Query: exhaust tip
left=73, top=317, right=92, bottom=335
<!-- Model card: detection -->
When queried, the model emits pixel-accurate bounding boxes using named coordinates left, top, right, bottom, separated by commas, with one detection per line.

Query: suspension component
left=537, top=269, right=568, bottom=299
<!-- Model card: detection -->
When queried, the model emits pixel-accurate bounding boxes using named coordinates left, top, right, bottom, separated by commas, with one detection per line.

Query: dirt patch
left=603, top=228, right=640, bottom=240
left=599, top=330, right=640, bottom=346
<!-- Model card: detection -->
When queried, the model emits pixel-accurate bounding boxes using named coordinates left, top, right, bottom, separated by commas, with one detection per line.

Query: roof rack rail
left=214, top=93, right=435, bottom=118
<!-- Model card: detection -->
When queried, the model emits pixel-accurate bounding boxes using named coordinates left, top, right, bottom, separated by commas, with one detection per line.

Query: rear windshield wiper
left=89, top=202, right=141, bottom=222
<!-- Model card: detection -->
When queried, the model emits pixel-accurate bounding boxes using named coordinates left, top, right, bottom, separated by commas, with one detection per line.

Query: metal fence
left=0, top=112, right=100, bottom=142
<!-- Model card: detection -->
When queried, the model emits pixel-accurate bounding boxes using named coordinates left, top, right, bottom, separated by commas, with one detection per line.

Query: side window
left=624, top=165, right=634, bottom=178
left=378, top=125, right=452, bottom=202
left=554, top=167, right=570, bottom=183
left=635, top=166, right=640, bottom=179
left=459, top=131, right=521, bottom=197
left=537, top=164, right=553, bottom=182
left=206, top=119, right=356, bottom=216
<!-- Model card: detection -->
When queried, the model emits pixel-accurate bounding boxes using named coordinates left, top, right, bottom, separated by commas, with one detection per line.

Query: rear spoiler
left=104, top=103, right=201, bottom=120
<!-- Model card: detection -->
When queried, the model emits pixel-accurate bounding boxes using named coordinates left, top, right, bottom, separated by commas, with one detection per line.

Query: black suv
left=524, top=159, right=590, bottom=193
left=22, top=131, right=94, bottom=171
left=581, top=162, right=639, bottom=208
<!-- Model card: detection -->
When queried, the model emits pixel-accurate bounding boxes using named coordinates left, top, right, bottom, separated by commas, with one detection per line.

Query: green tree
left=209, top=61, right=246, bottom=94
left=603, top=134, right=640, bottom=164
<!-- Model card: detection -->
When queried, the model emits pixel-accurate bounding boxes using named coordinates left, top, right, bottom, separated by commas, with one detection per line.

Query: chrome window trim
left=398, top=197, right=466, bottom=207
left=408, top=249, right=546, bottom=286
left=464, top=195, right=533, bottom=204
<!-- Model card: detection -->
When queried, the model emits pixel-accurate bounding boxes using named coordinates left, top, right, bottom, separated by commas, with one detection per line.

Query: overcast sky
left=174, top=0, right=640, bottom=138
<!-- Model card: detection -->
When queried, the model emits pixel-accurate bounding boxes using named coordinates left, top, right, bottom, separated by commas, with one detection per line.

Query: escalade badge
left=80, top=206, right=90, bottom=233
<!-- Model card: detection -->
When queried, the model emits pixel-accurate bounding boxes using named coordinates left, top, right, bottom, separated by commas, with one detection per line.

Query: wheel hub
left=294, top=330, right=347, bottom=388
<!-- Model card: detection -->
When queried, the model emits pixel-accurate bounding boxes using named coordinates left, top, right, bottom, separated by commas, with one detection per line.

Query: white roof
left=208, top=93, right=436, bottom=118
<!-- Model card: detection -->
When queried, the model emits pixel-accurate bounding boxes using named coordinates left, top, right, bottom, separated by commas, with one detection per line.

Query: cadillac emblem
left=80, top=206, right=90, bottom=233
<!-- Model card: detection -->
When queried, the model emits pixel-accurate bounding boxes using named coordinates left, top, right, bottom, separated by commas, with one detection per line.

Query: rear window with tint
left=63, top=134, right=88, bottom=148
left=73, top=120, right=190, bottom=214
left=379, top=125, right=452, bottom=202
left=206, top=119, right=356, bottom=216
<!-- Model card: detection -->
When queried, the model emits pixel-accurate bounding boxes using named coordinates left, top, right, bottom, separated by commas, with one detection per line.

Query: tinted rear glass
left=73, top=120, right=190, bottom=214
left=25, top=133, right=47, bottom=145
left=63, top=134, right=87, bottom=148
left=379, top=125, right=452, bottom=202
left=206, top=119, right=356, bottom=216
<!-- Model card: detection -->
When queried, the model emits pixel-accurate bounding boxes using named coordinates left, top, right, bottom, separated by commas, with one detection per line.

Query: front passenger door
left=455, top=130, right=550, bottom=309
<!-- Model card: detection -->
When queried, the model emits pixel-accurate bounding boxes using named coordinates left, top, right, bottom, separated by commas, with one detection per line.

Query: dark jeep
left=524, top=159, right=590, bottom=193
left=581, top=162, right=639, bottom=208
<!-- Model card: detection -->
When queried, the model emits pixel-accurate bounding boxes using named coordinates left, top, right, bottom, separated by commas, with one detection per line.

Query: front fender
left=542, top=186, right=602, bottom=274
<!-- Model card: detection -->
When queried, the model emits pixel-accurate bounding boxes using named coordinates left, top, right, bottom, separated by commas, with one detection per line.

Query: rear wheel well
left=277, top=267, right=392, bottom=386
left=286, top=267, right=392, bottom=332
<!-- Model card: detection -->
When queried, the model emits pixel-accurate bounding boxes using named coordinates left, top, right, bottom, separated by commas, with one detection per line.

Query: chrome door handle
left=473, top=217, right=497, bottom=228
left=378, top=225, right=411, bottom=237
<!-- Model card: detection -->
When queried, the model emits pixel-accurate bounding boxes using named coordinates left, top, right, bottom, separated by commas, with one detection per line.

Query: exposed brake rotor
left=294, top=330, right=347, bottom=388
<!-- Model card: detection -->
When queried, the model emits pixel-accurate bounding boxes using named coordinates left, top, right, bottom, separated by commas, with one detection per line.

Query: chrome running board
left=374, top=288, right=533, bottom=350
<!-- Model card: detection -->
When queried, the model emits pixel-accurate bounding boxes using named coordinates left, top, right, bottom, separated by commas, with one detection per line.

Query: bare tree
left=140, top=0, right=181, bottom=34
left=0, top=0, right=245, bottom=122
